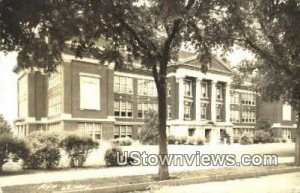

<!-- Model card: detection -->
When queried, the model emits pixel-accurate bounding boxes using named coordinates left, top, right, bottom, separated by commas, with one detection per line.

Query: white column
left=225, top=82, right=231, bottom=123
left=195, top=78, right=202, bottom=121
left=210, top=80, right=217, bottom=122
left=178, top=77, right=185, bottom=120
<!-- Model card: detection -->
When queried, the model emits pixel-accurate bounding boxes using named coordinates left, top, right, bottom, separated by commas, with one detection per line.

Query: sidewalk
left=0, top=156, right=294, bottom=187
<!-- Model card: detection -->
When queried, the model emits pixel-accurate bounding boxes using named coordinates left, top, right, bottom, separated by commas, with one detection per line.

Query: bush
left=112, top=137, right=133, bottom=146
left=233, top=136, right=239, bottom=143
left=240, top=134, right=253, bottom=145
left=59, top=134, right=99, bottom=168
left=25, top=132, right=61, bottom=169
left=273, top=138, right=280, bottom=143
left=176, top=136, right=188, bottom=145
left=104, top=147, right=123, bottom=166
left=139, top=110, right=159, bottom=145
left=167, top=135, right=176, bottom=144
left=186, top=137, right=205, bottom=145
left=253, top=130, right=272, bottom=144
left=282, top=138, right=287, bottom=143
left=0, top=134, right=30, bottom=172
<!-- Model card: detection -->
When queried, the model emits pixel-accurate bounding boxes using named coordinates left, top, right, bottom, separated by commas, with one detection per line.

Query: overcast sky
left=0, top=48, right=253, bottom=125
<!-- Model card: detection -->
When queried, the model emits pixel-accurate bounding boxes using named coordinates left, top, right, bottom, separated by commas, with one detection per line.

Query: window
left=138, top=79, right=157, bottom=96
left=201, top=103, right=208, bottom=120
left=230, top=110, right=240, bottom=123
left=114, top=75, right=133, bottom=94
left=48, top=122, right=62, bottom=132
left=78, top=122, right=102, bottom=141
left=283, top=103, right=292, bottom=121
left=216, top=104, right=222, bottom=121
left=114, top=101, right=133, bottom=118
left=114, top=125, right=133, bottom=138
left=48, top=91, right=62, bottom=116
left=80, top=75, right=100, bottom=110
left=201, top=82, right=208, bottom=98
left=184, top=101, right=192, bottom=120
left=18, top=75, right=28, bottom=117
left=184, top=80, right=193, bottom=97
left=48, top=66, right=62, bottom=89
left=168, top=105, right=172, bottom=119
left=242, top=111, right=255, bottom=123
left=231, top=93, right=239, bottom=104
left=242, top=93, right=256, bottom=105
left=137, top=103, right=158, bottom=118
left=216, top=84, right=223, bottom=100
left=167, top=83, right=171, bottom=96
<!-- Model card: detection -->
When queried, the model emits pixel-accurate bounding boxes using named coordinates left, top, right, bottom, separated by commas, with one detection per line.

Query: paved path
left=0, top=156, right=293, bottom=187
left=134, top=172, right=300, bottom=193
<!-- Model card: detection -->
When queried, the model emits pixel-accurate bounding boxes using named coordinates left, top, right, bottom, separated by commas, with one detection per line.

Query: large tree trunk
left=295, top=111, right=300, bottom=165
left=157, top=78, right=169, bottom=180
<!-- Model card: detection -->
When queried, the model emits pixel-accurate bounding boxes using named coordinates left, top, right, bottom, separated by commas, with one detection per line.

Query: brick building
left=14, top=52, right=234, bottom=143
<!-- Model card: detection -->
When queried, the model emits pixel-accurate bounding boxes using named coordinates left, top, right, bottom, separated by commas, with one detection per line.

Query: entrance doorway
left=205, top=129, right=212, bottom=143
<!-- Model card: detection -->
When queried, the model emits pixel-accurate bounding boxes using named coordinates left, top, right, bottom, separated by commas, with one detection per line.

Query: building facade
left=14, top=52, right=235, bottom=143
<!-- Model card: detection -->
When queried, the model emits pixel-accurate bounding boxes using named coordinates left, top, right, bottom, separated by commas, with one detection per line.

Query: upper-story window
left=168, top=105, right=172, bottom=119
left=138, top=79, right=157, bottom=96
left=48, top=89, right=62, bottom=116
left=216, top=84, right=223, bottom=101
left=167, top=83, right=171, bottom=96
left=242, top=93, right=256, bottom=105
left=48, top=66, right=62, bottom=89
left=283, top=102, right=292, bottom=121
left=216, top=104, right=222, bottom=121
left=230, top=110, right=240, bottom=123
left=184, top=101, right=192, bottom=120
left=18, top=75, right=28, bottom=117
left=114, top=101, right=133, bottom=118
left=137, top=103, right=158, bottom=118
left=114, top=75, right=133, bottom=94
left=201, top=103, right=208, bottom=120
left=231, top=93, right=239, bottom=104
left=80, top=74, right=100, bottom=110
left=184, top=80, right=193, bottom=97
left=201, top=82, right=208, bottom=98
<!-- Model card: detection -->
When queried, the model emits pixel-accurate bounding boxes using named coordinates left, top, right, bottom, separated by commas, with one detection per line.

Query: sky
left=0, top=48, right=253, bottom=124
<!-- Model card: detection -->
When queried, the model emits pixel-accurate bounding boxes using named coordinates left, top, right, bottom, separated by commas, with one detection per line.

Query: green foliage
left=0, top=134, right=29, bottom=172
left=112, top=137, right=133, bottom=146
left=104, top=147, right=123, bottom=167
left=0, top=114, right=11, bottom=135
left=25, top=132, right=61, bottom=169
left=59, top=134, right=99, bottom=168
left=253, top=130, right=272, bottom=144
left=140, top=110, right=159, bottom=145
left=240, top=134, right=253, bottom=145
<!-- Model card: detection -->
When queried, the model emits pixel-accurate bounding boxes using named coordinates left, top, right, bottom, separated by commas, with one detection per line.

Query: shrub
left=0, top=134, right=30, bottom=172
left=112, top=137, right=133, bottom=146
left=186, top=137, right=205, bottom=145
left=253, top=130, right=272, bottom=144
left=167, top=135, right=176, bottom=144
left=240, top=134, right=253, bottom=145
left=104, top=147, right=123, bottom=166
left=59, top=134, right=99, bottom=168
left=282, top=138, right=287, bottom=143
left=25, top=132, right=61, bottom=169
left=176, top=136, right=188, bottom=145
left=139, top=111, right=160, bottom=145
left=233, top=136, right=239, bottom=143
left=273, top=138, right=280, bottom=143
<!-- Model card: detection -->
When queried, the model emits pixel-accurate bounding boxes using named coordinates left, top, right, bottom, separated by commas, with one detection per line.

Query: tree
left=0, top=1, right=241, bottom=179
left=0, top=134, right=29, bottom=172
left=140, top=110, right=160, bottom=145
left=230, top=0, right=300, bottom=165
left=0, top=114, right=11, bottom=135
left=255, top=118, right=272, bottom=131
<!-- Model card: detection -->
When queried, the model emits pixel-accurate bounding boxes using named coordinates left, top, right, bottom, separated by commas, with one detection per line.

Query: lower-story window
left=114, top=125, right=133, bottom=138
left=78, top=122, right=102, bottom=141
left=48, top=122, right=62, bottom=132
left=184, top=101, right=192, bottom=120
